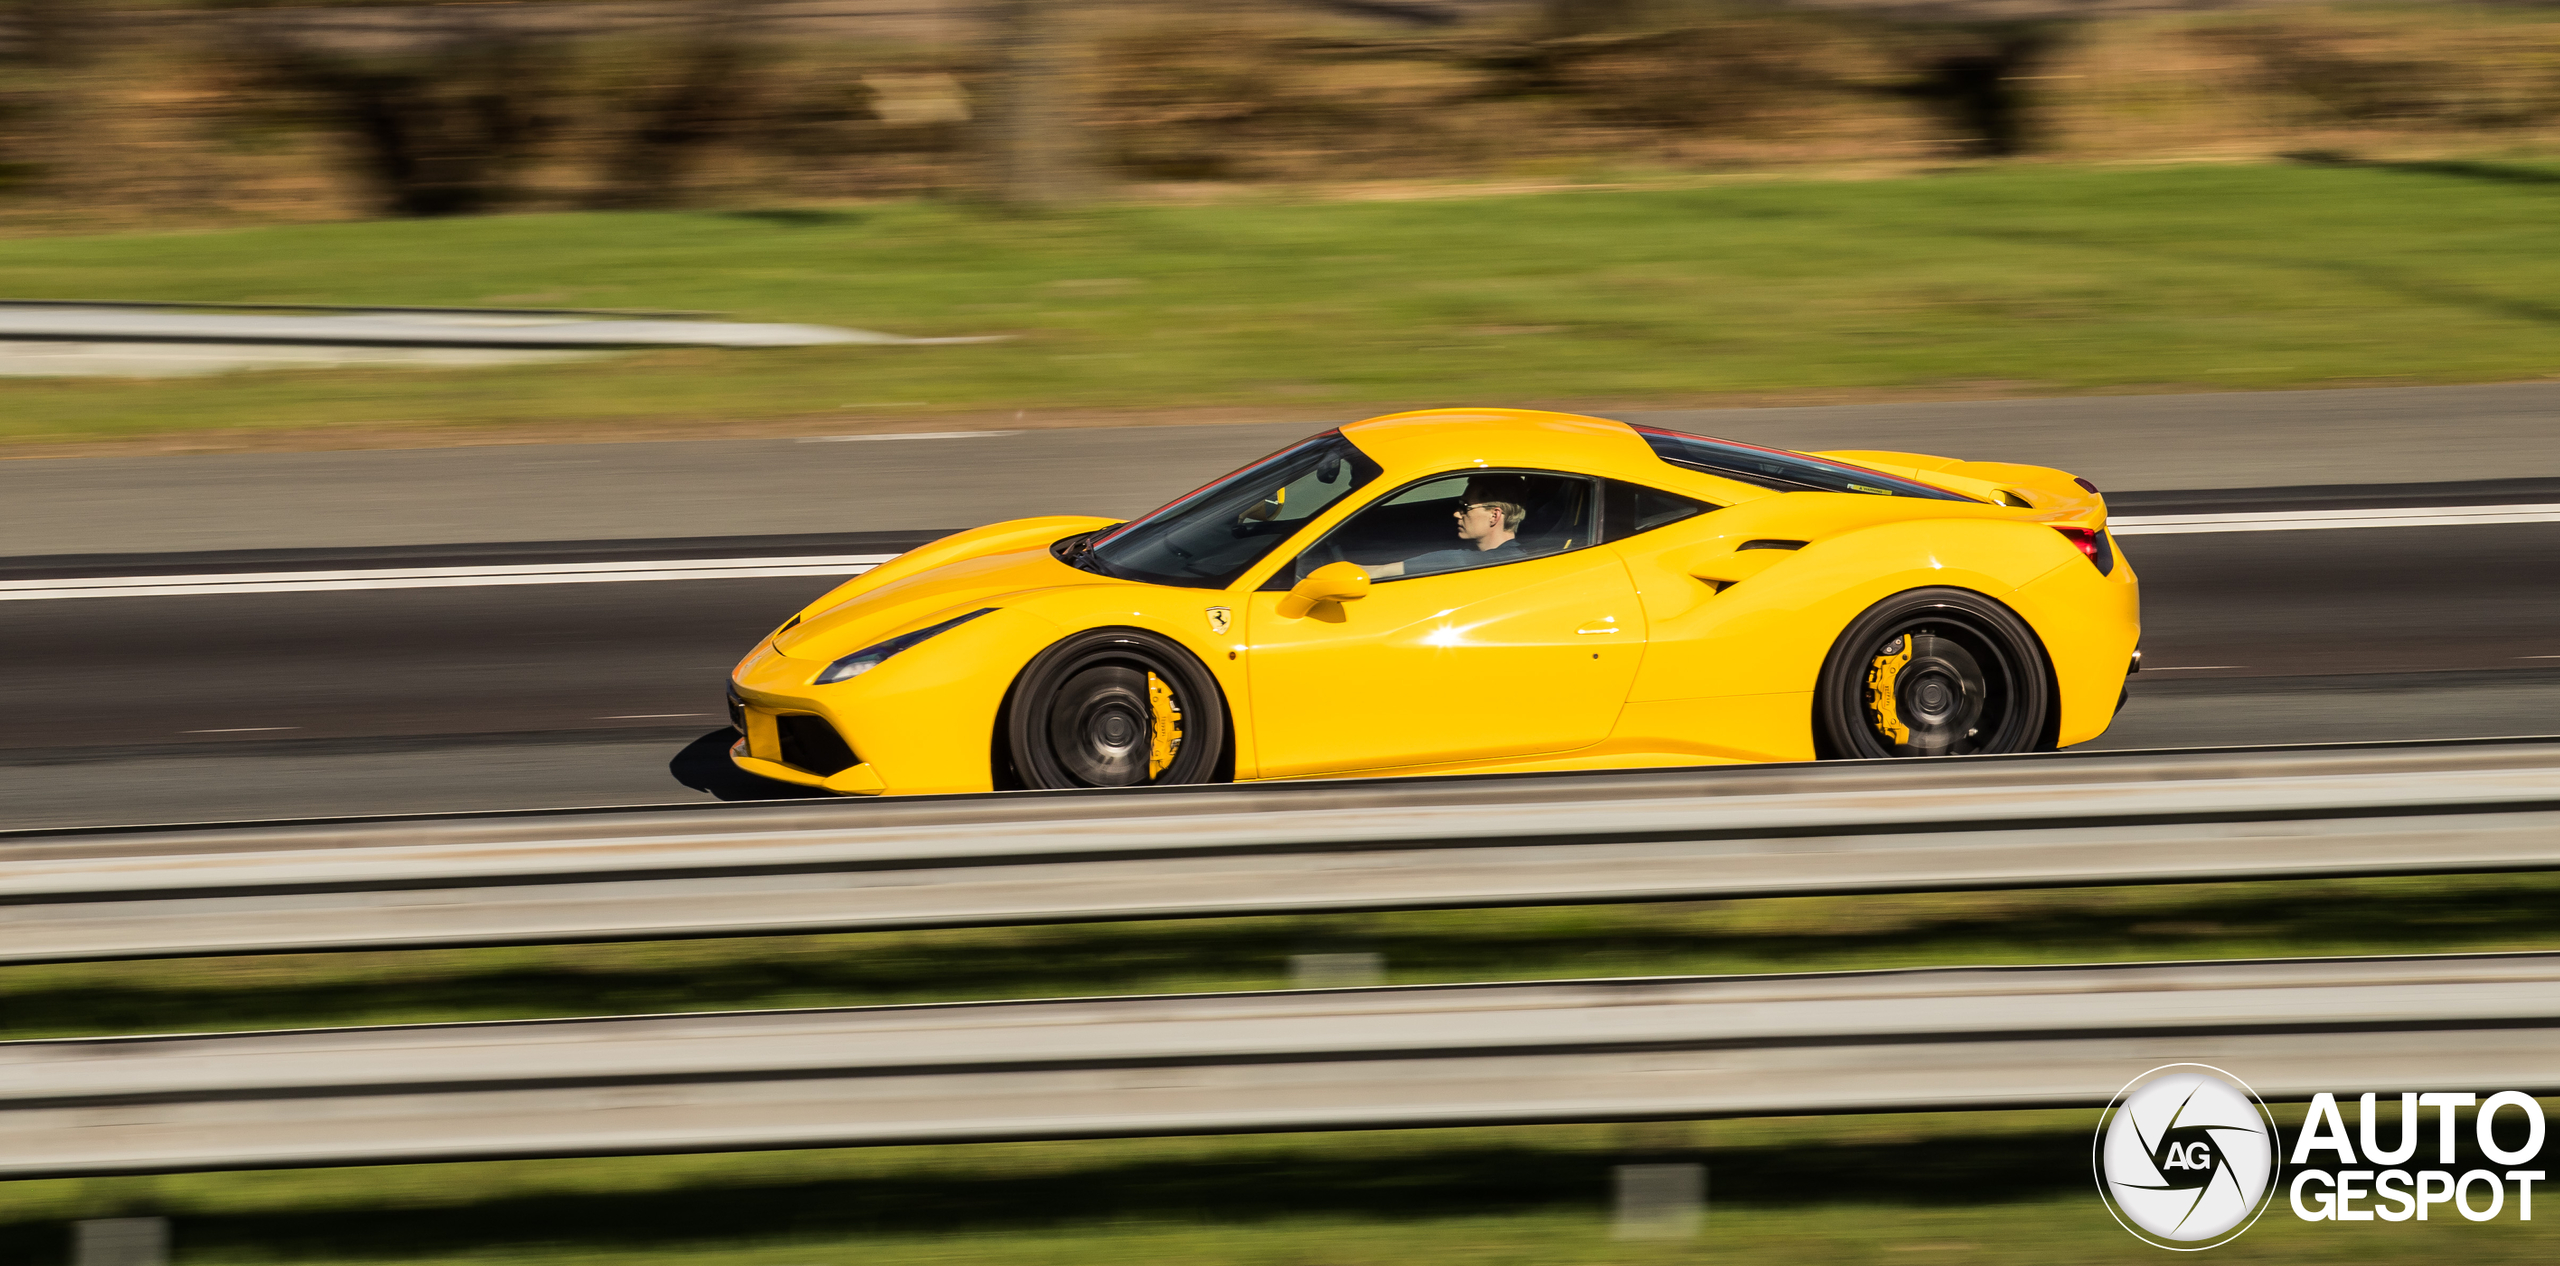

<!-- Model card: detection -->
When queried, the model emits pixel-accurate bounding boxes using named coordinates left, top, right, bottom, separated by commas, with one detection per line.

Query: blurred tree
left=592, top=1, right=769, bottom=208
left=9, top=0, right=87, bottom=69
left=234, top=11, right=565, bottom=217
left=985, top=0, right=1087, bottom=205
left=0, top=0, right=98, bottom=198
left=1889, top=20, right=2069, bottom=157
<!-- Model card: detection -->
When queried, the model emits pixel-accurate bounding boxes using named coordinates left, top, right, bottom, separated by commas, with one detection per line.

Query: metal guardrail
left=0, top=306, right=879, bottom=349
left=0, top=299, right=724, bottom=319
left=9, top=951, right=2557, bottom=1178
left=7, top=739, right=2560, bottom=965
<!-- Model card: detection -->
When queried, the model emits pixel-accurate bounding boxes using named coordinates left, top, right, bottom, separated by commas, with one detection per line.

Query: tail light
left=2056, top=527, right=2116, bottom=576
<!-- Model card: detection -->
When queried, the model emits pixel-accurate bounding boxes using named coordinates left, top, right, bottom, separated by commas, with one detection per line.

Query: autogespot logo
left=2094, top=1064, right=2281, bottom=1250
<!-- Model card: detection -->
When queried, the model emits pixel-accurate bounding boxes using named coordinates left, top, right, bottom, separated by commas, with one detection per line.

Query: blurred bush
left=0, top=1, right=2552, bottom=226
left=224, top=14, right=571, bottom=217
left=2202, top=14, right=2560, bottom=131
left=1095, top=26, right=1338, bottom=181
left=1463, top=1, right=1868, bottom=133
left=1543, top=20, right=1849, bottom=133
left=1095, top=21, right=1433, bottom=181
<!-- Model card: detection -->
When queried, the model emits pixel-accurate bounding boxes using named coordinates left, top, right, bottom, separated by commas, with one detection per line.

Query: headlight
left=812, top=608, right=997, bottom=684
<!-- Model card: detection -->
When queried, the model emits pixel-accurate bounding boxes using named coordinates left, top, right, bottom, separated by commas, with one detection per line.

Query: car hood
left=771, top=516, right=1123, bottom=663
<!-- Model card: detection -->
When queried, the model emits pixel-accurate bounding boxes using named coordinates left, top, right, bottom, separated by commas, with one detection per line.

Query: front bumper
left=730, top=738, right=887, bottom=794
left=724, top=605, right=1057, bottom=797
left=725, top=680, right=887, bottom=795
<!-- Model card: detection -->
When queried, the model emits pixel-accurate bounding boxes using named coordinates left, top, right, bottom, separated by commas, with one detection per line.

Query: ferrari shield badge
left=1205, top=606, right=1232, bottom=635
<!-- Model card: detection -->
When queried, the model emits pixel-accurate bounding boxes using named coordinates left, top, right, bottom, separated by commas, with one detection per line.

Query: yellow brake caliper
left=1865, top=636, right=1912, bottom=748
left=1146, top=672, right=1183, bottom=780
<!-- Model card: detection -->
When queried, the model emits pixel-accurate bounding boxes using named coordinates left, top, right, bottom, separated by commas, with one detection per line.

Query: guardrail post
left=1613, top=1163, right=1704, bottom=1240
left=73, top=1217, right=167, bottom=1266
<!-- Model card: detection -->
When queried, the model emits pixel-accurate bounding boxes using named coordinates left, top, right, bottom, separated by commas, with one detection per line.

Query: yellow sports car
left=728, top=408, right=2139, bottom=795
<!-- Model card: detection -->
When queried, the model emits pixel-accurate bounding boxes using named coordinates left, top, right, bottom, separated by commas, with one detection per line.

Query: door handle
left=1576, top=618, right=1622, bottom=635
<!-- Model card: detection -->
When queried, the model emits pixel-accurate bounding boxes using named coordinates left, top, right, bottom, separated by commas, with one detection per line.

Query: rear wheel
left=1004, top=629, right=1229, bottom=789
left=1814, top=588, right=2051, bottom=760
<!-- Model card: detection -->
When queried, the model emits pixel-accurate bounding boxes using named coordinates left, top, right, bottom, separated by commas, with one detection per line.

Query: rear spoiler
left=1809, top=450, right=2107, bottom=530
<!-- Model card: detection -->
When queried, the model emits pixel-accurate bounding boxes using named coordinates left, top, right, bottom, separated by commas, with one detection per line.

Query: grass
left=9, top=154, right=2556, bottom=1255
left=10, top=872, right=2560, bottom=1040
left=2, top=158, right=2558, bottom=447
left=4, top=1110, right=2554, bottom=1264
left=10, top=874, right=2557, bottom=1261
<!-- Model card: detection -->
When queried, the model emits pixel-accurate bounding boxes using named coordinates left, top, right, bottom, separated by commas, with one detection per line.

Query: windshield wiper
left=1054, top=527, right=1122, bottom=576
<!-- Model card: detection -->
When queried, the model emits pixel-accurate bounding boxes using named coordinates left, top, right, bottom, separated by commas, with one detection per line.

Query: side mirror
left=1277, top=560, right=1370, bottom=619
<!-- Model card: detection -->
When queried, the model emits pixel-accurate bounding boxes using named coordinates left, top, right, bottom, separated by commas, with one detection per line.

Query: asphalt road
left=6, top=506, right=2556, bottom=830
left=8, top=380, right=2556, bottom=828
left=9, top=381, right=2560, bottom=556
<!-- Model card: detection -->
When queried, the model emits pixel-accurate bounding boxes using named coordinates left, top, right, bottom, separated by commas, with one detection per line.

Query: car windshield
left=1079, top=432, right=1383, bottom=589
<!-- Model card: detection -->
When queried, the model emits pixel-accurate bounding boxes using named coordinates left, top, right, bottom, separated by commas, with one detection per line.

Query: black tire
left=1813, top=588, right=2053, bottom=760
left=1003, top=629, right=1230, bottom=790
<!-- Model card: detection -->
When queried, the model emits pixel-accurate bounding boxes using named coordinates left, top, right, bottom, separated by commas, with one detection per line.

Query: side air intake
left=776, top=714, right=858, bottom=776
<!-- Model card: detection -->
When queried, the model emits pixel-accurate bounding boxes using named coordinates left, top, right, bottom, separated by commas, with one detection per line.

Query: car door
left=1241, top=471, right=1645, bottom=779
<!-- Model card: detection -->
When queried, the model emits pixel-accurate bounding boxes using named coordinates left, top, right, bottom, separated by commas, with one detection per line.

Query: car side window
left=1273, top=470, right=1599, bottom=587
left=1604, top=480, right=1714, bottom=540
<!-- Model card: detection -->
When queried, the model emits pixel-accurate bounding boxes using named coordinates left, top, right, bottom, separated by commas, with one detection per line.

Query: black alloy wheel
left=1813, top=587, right=2053, bottom=760
left=1003, top=629, right=1229, bottom=790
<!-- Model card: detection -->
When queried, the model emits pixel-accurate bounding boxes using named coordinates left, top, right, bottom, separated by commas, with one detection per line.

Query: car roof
left=1337, top=408, right=1668, bottom=481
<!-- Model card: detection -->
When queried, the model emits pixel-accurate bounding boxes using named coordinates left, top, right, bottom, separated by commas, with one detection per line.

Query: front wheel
left=1814, top=588, right=2052, bottom=760
left=1003, top=629, right=1230, bottom=790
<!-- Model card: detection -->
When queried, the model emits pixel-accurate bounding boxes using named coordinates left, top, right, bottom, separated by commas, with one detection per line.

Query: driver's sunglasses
left=1455, top=502, right=1500, bottom=515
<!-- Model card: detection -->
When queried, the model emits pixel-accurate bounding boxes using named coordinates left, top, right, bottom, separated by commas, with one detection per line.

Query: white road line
left=0, top=555, right=894, bottom=601
left=2110, top=503, right=2560, bottom=535
left=799, top=430, right=1019, bottom=443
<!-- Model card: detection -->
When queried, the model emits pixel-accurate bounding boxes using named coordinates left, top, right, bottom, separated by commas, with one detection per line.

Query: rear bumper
left=2012, top=545, right=2141, bottom=748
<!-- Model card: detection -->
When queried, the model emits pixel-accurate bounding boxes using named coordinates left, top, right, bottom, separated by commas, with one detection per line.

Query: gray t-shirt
left=1402, top=538, right=1526, bottom=577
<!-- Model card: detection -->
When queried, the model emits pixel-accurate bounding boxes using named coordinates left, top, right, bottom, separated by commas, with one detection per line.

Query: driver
left=1364, top=493, right=1527, bottom=579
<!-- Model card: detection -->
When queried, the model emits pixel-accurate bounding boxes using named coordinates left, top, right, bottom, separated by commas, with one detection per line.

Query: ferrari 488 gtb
left=728, top=408, right=2140, bottom=795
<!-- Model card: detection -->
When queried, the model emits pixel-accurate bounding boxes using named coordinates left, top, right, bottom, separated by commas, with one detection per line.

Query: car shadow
left=668, top=728, right=828, bottom=802
left=2285, top=149, right=2560, bottom=185
left=719, top=207, right=866, bottom=227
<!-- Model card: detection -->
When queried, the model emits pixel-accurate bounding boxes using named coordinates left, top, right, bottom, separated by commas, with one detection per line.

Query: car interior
left=1281, top=471, right=1596, bottom=584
